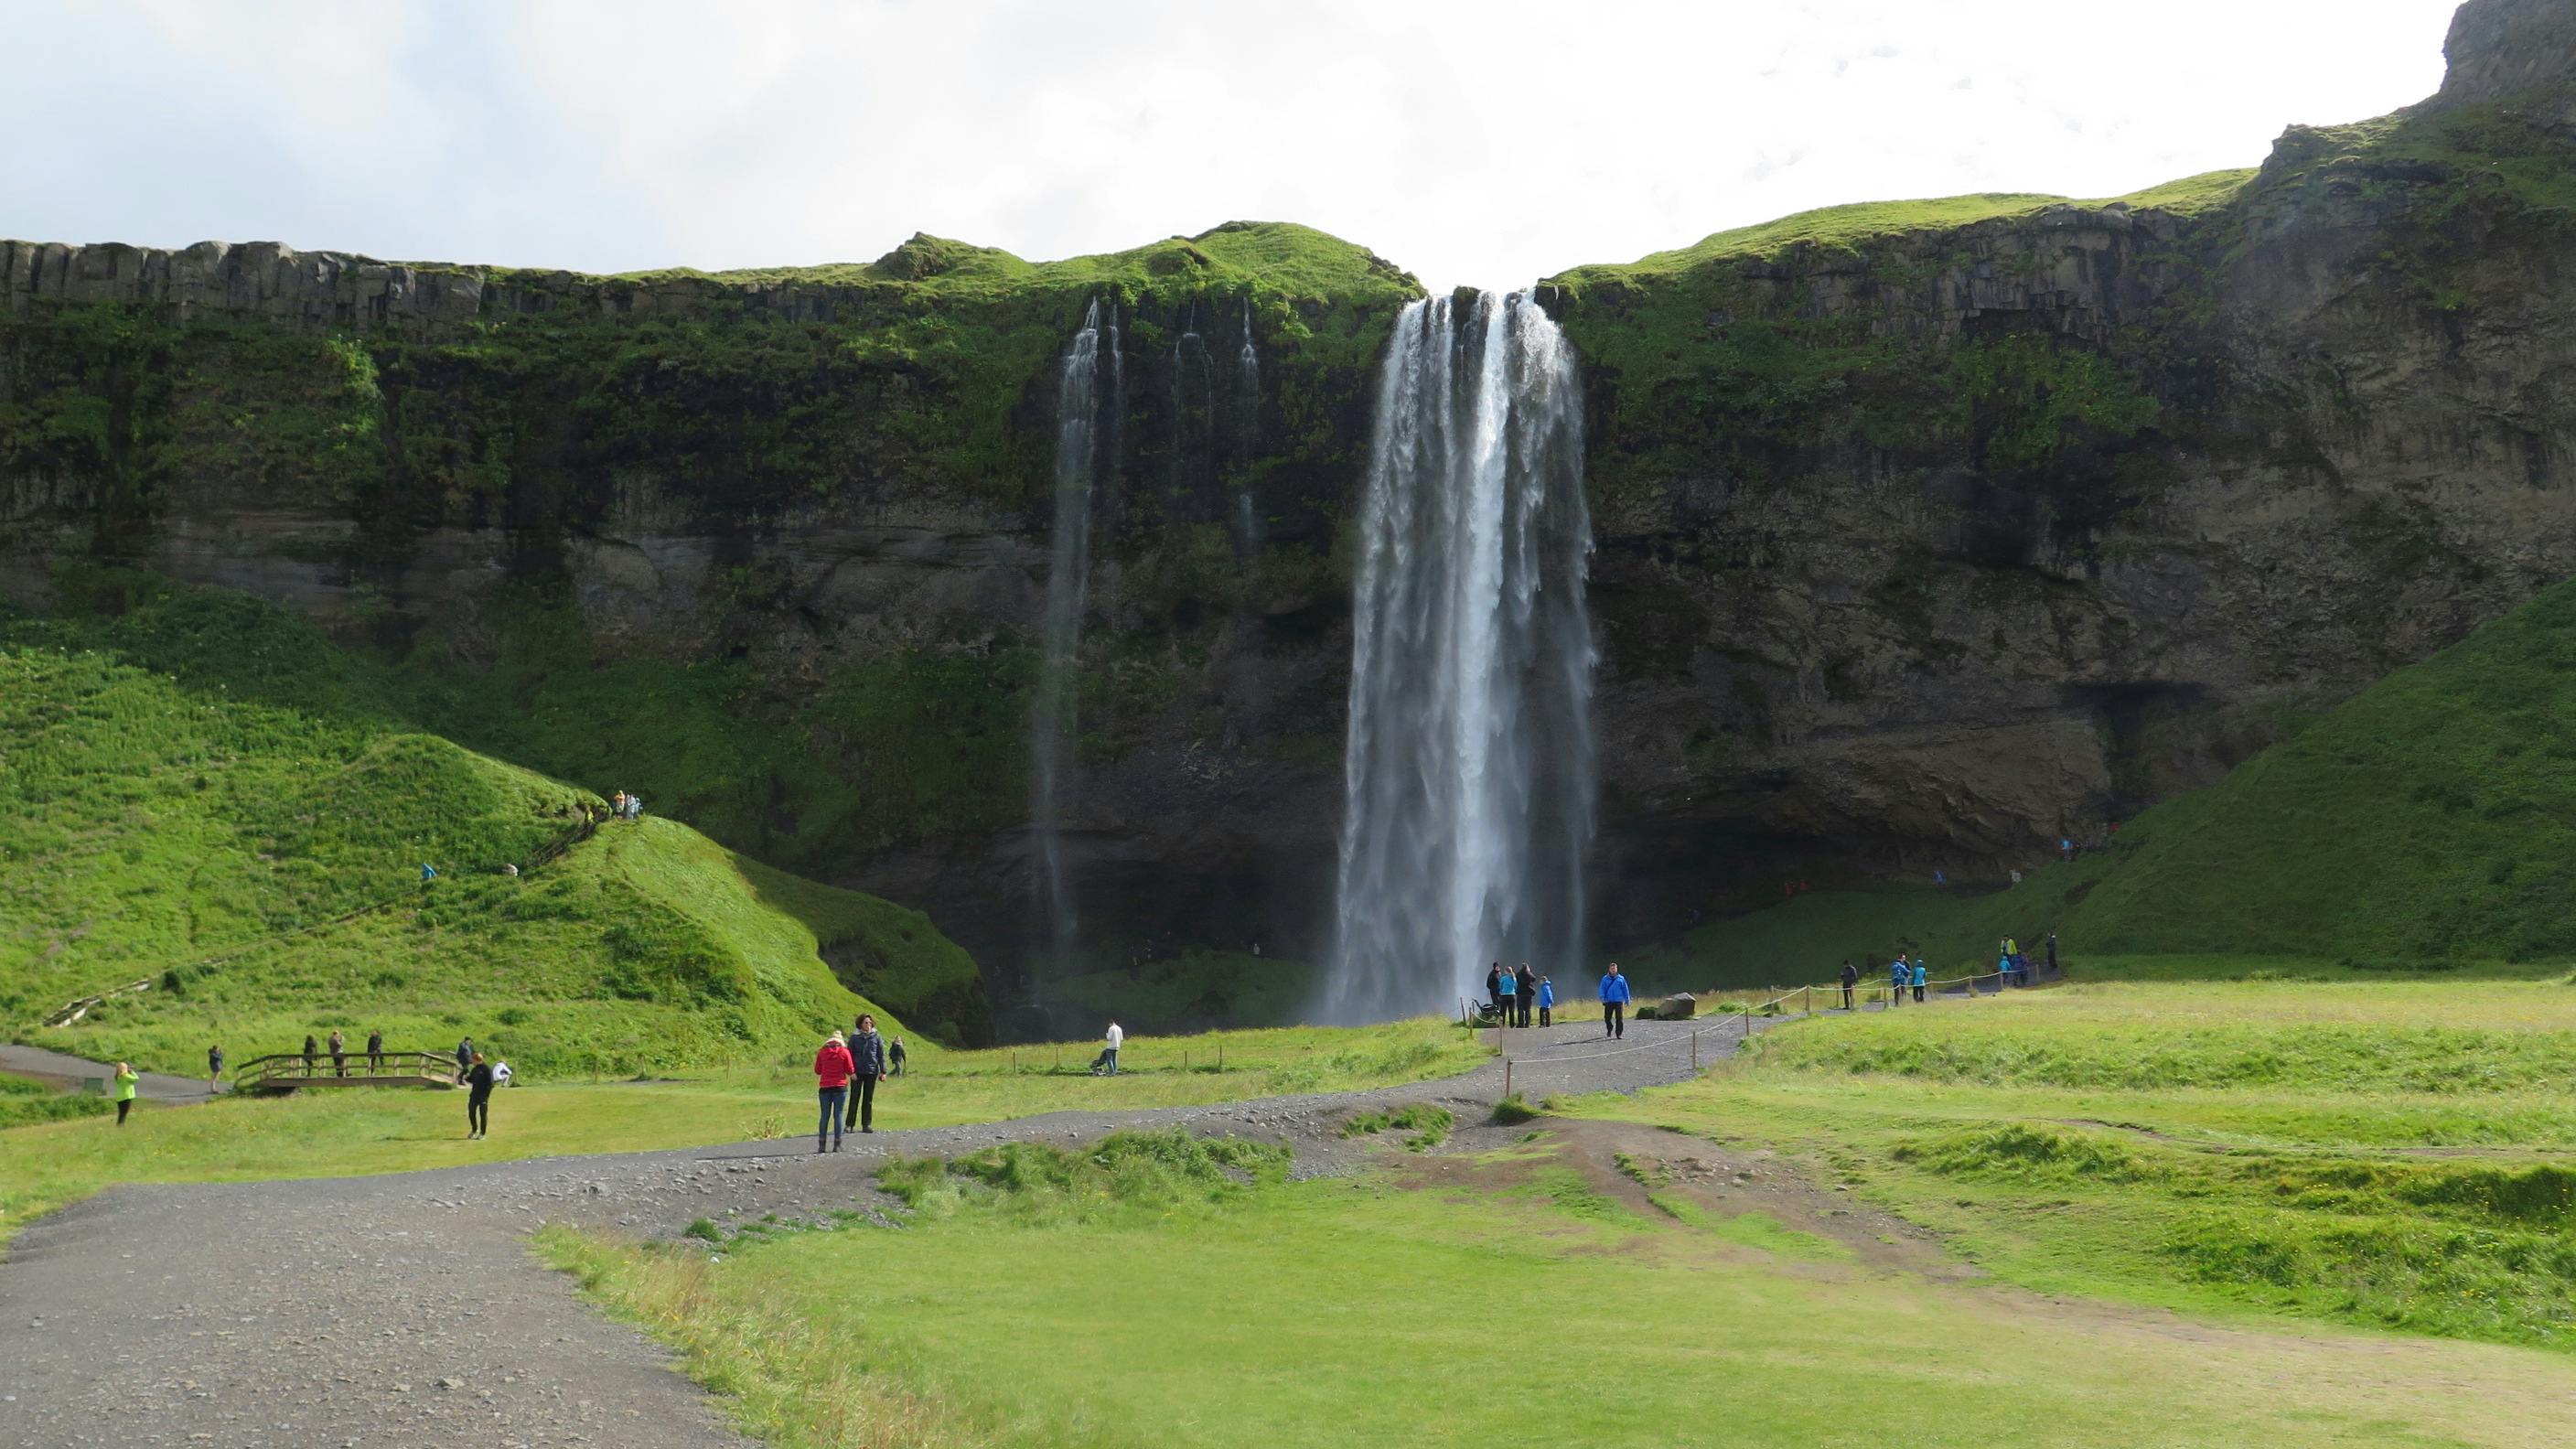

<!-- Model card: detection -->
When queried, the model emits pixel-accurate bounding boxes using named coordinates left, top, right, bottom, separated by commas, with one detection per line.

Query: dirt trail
left=0, top=1017, right=1755, bottom=1449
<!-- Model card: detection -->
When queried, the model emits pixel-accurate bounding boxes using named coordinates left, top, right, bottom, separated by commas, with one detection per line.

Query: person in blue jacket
left=1598, top=962, right=1631, bottom=1039
left=1888, top=956, right=1907, bottom=1007
left=1911, top=958, right=1928, bottom=1003
left=1536, top=976, right=1556, bottom=1028
left=1496, top=965, right=1518, bottom=1027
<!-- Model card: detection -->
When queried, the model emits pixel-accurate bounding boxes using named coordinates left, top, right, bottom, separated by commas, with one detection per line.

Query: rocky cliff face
left=4, top=1, right=2571, bottom=989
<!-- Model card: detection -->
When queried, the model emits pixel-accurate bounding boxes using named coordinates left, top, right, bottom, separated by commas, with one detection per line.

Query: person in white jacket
left=1097, top=1021, right=1123, bottom=1076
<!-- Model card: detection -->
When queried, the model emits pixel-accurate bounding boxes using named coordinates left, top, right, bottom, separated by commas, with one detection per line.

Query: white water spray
left=1029, top=300, right=1118, bottom=980
left=1324, top=292, right=1595, bottom=1023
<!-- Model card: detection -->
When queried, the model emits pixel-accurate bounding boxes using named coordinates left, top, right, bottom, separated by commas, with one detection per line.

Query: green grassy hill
left=0, top=584, right=988, bottom=1074
left=1642, top=574, right=2576, bottom=988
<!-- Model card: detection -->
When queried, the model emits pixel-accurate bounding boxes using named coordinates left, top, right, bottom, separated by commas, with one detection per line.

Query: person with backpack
left=1514, top=964, right=1539, bottom=1028
left=1496, top=965, right=1518, bottom=1027
left=844, top=1014, right=888, bottom=1134
left=1911, top=957, right=1928, bottom=1003
left=1838, top=960, right=1859, bottom=1010
left=464, top=1053, right=497, bottom=1140
left=1598, top=963, right=1631, bottom=1039
left=813, top=1030, right=854, bottom=1153
left=113, top=1062, right=138, bottom=1125
left=1536, top=976, right=1555, bottom=1027
left=1485, top=962, right=1504, bottom=1024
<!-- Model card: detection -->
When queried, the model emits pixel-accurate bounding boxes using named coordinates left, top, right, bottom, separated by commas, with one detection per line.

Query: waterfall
left=1029, top=300, right=1118, bottom=982
left=1233, top=296, right=1261, bottom=552
left=1323, top=292, right=1595, bottom=1024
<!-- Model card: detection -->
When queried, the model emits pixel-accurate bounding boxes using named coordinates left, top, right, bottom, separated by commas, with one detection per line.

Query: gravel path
left=0, top=1014, right=1775, bottom=1449
left=0, top=1046, right=220, bottom=1103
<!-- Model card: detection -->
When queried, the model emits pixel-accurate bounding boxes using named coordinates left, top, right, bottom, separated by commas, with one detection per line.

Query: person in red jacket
left=813, top=1030, right=855, bottom=1154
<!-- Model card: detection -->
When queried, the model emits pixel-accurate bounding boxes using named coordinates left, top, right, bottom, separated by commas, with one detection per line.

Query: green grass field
left=523, top=977, right=2576, bottom=1448
left=0, top=1016, right=1485, bottom=1247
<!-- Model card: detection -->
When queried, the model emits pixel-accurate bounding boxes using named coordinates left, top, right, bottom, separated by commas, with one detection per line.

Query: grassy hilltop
left=0, top=581, right=989, bottom=1075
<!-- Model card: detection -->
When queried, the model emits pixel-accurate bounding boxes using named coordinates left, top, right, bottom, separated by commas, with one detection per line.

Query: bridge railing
left=232, top=1049, right=460, bottom=1093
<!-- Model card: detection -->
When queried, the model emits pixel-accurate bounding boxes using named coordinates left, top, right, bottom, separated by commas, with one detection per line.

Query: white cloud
left=4, top=0, right=2463, bottom=291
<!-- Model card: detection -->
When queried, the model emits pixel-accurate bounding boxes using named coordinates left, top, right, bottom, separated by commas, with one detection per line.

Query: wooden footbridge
left=233, top=1050, right=460, bottom=1095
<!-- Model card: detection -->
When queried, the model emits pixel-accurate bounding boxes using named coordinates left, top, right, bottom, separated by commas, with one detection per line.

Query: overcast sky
left=8, top=0, right=2463, bottom=291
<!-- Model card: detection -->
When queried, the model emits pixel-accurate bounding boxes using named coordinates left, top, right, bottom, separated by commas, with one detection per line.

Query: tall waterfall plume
left=1028, top=300, right=1120, bottom=984
left=1324, top=292, right=1596, bottom=1024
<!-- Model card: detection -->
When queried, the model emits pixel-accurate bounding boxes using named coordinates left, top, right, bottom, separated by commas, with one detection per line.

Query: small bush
left=682, top=1218, right=722, bottom=1243
left=1492, top=1092, right=1540, bottom=1125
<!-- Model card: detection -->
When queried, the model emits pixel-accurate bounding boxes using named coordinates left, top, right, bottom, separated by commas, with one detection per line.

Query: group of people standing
left=1482, top=963, right=1557, bottom=1028
left=811, top=1014, right=893, bottom=1152
left=294, top=1029, right=386, bottom=1078
left=608, top=789, right=646, bottom=822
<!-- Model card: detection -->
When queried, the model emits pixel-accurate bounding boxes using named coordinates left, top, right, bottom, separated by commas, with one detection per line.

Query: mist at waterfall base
left=1322, top=293, right=1598, bottom=1025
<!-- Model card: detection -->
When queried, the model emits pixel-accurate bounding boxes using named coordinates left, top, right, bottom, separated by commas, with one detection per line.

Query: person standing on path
left=207, top=1044, right=224, bottom=1092
left=302, top=1034, right=318, bottom=1078
left=113, top=1062, right=137, bottom=1125
left=1599, top=963, right=1631, bottom=1039
left=1497, top=966, right=1518, bottom=1027
left=328, top=1029, right=346, bottom=1078
left=455, top=1036, right=474, bottom=1085
left=1514, top=963, right=1539, bottom=1028
left=1838, top=960, right=1859, bottom=1010
left=889, top=1038, right=907, bottom=1077
left=2046, top=932, right=2059, bottom=980
left=844, top=1014, right=887, bottom=1134
left=366, top=1028, right=383, bottom=1073
left=1888, top=957, right=1908, bottom=1007
left=1911, top=958, right=1928, bottom=1003
left=1537, top=976, right=1555, bottom=1027
left=464, top=1053, right=496, bottom=1140
left=813, top=1030, right=853, bottom=1154
left=1103, top=1020, right=1124, bottom=1075
left=1486, top=963, right=1504, bottom=1024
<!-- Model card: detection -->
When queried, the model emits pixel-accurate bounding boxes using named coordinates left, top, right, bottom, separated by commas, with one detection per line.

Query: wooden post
left=1218, top=1045, right=1224, bottom=1073
left=1055, top=1044, right=1062, bottom=1070
left=1186, top=1051, right=1192, bottom=1073
left=1691, top=1030, right=1700, bottom=1070
left=1505, top=1059, right=1514, bottom=1099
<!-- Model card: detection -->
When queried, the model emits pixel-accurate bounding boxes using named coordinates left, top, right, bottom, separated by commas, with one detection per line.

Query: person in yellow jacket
left=113, top=1062, right=138, bottom=1126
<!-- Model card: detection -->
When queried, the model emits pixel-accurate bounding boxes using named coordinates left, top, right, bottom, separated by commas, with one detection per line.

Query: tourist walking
left=845, top=1014, right=888, bottom=1133
left=455, top=1035, right=475, bottom=1085
left=1911, top=958, right=1928, bottom=1003
left=328, top=1029, right=346, bottom=1077
left=302, top=1034, right=318, bottom=1077
left=1537, top=976, right=1555, bottom=1027
left=1497, top=966, right=1518, bottom=1027
left=1838, top=960, right=1858, bottom=1010
left=813, top=1030, right=853, bottom=1154
left=1514, top=963, right=1539, bottom=1027
left=1599, top=963, right=1631, bottom=1039
left=1102, top=1020, right=1123, bottom=1075
left=464, top=1053, right=496, bottom=1140
left=207, top=1044, right=224, bottom=1091
left=113, top=1062, right=137, bottom=1125
left=366, top=1028, right=383, bottom=1072
left=888, top=1038, right=907, bottom=1076
left=1888, top=957, right=1906, bottom=1007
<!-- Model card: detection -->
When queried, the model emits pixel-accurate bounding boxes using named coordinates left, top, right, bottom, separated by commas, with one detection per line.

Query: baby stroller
left=1089, top=1047, right=1116, bottom=1076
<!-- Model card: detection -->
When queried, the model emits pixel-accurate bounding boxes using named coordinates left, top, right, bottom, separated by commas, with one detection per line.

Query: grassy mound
left=1590, top=981, right=2576, bottom=1352
left=0, top=585, right=986, bottom=1073
left=1641, top=574, right=2576, bottom=986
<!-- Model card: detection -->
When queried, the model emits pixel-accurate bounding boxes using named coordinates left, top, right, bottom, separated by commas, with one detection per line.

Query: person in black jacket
left=302, top=1034, right=318, bottom=1078
left=1485, top=962, right=1504, bottom=1024
left=1838, top=960, right=1859, bottom=1010
left=888, top=1038, right=907, bottom=1077
left=844, top=1014, right=889, bottom=1133
left=464, top=1053, right=496, bottom=1140
left=366, top=1028, right=384, bottom=1072
left=1513, top=963, right=1539, bottom=1028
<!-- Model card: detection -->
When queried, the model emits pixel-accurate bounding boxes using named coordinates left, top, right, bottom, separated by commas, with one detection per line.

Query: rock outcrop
left=3, top=3, right=2571, bottom=990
